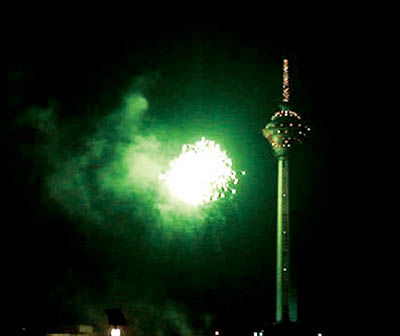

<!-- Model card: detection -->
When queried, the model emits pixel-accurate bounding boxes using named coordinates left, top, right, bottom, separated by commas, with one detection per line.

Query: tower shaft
left=276, top=156, right=297, bottom=323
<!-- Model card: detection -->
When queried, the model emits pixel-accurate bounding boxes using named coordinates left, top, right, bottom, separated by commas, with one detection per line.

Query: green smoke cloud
left=35, top=85, right=228, bottom=245
left=14, top=76, right=233, bottom=330
left=44, top=93, right=159, bottom=225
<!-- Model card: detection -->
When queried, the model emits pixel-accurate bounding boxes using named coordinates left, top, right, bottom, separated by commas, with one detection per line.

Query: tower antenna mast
left=282, top=59, right=290, bottom=103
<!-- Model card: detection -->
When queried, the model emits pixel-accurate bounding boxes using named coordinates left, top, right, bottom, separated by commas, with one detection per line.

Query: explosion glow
left=160, top=137, right=244, bottom=205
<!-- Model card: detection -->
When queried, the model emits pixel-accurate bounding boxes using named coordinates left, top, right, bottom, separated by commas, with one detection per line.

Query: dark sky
left=7, top=16, right=339, bottom=334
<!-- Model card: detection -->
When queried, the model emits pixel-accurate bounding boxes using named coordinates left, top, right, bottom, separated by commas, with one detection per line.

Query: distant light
left=111, top=328, right=121, bottom=336
left=215, top=331, right=219, bottom=336
left=254, top=333, right=257, bottom=336
left=317, top=333, right=322, bottom=336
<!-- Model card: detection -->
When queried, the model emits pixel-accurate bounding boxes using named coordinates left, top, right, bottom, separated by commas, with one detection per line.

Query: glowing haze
left=160, top=137, right=243, bottom=206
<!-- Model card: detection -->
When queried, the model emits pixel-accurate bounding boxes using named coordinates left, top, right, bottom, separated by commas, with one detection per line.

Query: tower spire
left=282, top=59, right=290, bottom=103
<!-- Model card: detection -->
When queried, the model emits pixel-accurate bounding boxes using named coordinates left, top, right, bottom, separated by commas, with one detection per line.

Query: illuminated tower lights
left=262, top=59, right=311, bottom=323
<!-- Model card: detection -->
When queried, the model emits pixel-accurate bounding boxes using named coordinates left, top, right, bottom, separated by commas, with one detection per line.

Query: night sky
left=7, top=16, right=339, bottom=335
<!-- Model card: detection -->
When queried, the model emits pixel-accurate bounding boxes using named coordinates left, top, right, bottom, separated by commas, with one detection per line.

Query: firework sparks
left=160, top=137, right=244, bottom=205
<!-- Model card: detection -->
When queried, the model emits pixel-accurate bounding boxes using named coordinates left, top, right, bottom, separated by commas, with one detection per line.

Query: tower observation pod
left=262, top=59, right=311, bottom=324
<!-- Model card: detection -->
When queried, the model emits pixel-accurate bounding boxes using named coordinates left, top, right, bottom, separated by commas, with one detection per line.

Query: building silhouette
left=263, top=59, right=311, bottom=324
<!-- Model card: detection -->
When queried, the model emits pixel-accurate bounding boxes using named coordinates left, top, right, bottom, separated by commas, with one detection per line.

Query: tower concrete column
left=276, top=155, right=289, bottom=322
